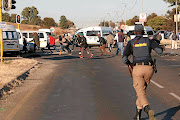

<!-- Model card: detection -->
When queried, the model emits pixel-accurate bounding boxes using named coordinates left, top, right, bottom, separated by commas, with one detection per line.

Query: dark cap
left=135, top=24, right=144, bottom=32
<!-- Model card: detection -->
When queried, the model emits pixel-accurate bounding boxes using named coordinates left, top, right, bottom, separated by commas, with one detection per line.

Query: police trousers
left=132, top=65, right=154, bottom=109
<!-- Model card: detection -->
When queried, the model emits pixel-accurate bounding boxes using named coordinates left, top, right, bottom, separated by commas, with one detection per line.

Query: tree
left=67, top=20, right=75, bottom=28
left=110, top=21, right=115, bottom=28
left=147, top=16, right=166, bottom=31
left=10, top=14, right=17, bottom=23
left=59, top=15, right=68, bottom=29
left=2, top=12, right=10, bottom=22
left=163, top=0, right=180, bottom=6
left=42, top=17, right=56, bottom=28
left=147, top=13, right=157, bottom=21
left=126, top=16, right=139, bottom=25
left=21, top=6, right=41, bottom=25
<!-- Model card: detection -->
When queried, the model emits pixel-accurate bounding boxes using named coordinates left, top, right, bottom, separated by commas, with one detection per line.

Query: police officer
left=122, top=24, right=163, bottom=120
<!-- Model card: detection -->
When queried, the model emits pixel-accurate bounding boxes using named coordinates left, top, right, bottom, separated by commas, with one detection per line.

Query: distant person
left=48, top=34, right=59, bottom=52
left=58, top=35, right=65, bottom=54
left=170, top=31, right=178, bottom=49
left=116, top=29, right=125, bottom=55
left=106, top=33, right=114, bottom=52
left=76, top=34, right=82, bottom=54
left=98, top=34, right=111, bottom=56
left=125, top=33, right=131, bottom=46
left=72, top=35, right=77, bottom=50
left=23, top=36, right=27, bottom=53
left=79, top=33, right=93, bottom=58
left=33, top=32, right=40, bottom=51
left=59, top=35, right=72, bottom=55
left=153, top=31, right=162, bottom=44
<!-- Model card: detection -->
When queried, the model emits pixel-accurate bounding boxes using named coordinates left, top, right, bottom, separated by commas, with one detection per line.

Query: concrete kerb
left=0, top=61, right=41, bottom=99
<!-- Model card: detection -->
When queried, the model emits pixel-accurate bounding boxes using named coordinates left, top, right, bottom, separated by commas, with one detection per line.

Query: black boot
left=133, top=108, right=142, bottom=120
left=144, top=105, right=156, bottom=120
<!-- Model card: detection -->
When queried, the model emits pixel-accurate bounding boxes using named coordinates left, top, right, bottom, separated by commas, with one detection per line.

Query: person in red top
left=48, top=34, right=59, bottom=53
left=49, top=35, right=55, bottom=46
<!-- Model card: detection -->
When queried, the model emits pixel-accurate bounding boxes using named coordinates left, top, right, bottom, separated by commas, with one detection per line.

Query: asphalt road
left=3, top=47, right=180, bottom=120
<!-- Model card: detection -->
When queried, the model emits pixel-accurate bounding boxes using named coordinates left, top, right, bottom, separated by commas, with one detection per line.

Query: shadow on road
left=142, top=105, right=180, bottom=120
left=43, top=56, right=80, bottom=60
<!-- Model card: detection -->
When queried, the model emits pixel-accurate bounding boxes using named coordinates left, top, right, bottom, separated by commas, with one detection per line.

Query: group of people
left=57, top=29, right=127, bottom=58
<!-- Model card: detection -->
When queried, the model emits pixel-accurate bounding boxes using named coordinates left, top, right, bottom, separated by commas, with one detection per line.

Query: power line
left=127, top=0, right=137, bottom=10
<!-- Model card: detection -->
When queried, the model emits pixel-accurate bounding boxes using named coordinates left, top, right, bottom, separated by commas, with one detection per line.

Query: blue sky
left=5, top=0, right=174, bottom=28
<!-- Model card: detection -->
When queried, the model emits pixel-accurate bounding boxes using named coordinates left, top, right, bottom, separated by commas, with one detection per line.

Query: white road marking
left=169, top=93, right=180, bottom=101
left=151, top=80, right=164, bottom=89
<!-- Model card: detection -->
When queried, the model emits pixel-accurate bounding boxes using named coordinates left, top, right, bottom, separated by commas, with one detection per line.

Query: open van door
left=38, top=32, right=48, bottom=48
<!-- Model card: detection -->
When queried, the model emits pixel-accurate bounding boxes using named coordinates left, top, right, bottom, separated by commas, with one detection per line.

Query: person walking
left=79, top=33, right=93, bottom=58
left=33, top=32, right=40, bottom=51
left=106, top=33, right=114, bottom=52
left=98, top=34, right=111, bottom=56
left=76, top=34, right=82, bottom=55
left=48, top=34, right=59, bottom=52
left=122, top=24, right=163, bottom=120
left=59, top=35, right=72, bottom=55
left=116, top=29, right=125, bottom=55
left=170, top=31, right=178, bottom=49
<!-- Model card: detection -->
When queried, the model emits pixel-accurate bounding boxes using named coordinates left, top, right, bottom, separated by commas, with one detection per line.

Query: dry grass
left=6, top=22, right=76, bottom=38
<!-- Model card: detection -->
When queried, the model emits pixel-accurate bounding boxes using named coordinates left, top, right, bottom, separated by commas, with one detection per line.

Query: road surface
left=1, top=47, right=180, bottom=120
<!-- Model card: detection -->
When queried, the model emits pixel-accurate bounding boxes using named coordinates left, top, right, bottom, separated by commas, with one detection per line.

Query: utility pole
left=175, top=0, right=178, bottom=49
left=0, top=0, right=3, bottom=63
left=122, top=3, right=127, bottom=25
left=142, top=0, right=143, bottom=13
left=125, top=4, right=127, bottom=25
left=107, top=13, right=111, bottom=28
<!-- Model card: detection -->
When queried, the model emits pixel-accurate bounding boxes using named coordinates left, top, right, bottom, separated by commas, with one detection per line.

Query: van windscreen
left=3, top=31, right=18, bottom=40
left=86, top=31, right=100, bottom=36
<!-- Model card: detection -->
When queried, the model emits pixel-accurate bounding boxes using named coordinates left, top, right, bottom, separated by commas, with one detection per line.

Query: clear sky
left=5, top=0, right=174, bottom=28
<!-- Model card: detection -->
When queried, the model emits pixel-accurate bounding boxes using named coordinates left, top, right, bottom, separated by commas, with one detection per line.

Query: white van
left=124, top=26, right=154, bottom=39
left=16, top=29, right=35, bottom=52
left=75, top=27, right=113, bottom=46
left=21, top=31, right=49, bottom=48
left=2, top=25, right=20, bottom=54
left=38, top=29, right=53, bottom=36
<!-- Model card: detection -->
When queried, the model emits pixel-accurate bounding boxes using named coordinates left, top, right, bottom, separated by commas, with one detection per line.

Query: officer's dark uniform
left=122, top=24, right=163, bottom=120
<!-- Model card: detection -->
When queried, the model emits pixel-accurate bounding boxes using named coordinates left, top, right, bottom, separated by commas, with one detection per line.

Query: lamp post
left=142, top=0, right=143, bottom=13
left=122, top=3, right=127, bottom=25
left=175, top=0, right=178, bottom=49
left=107, top=13, right=111, bottom=28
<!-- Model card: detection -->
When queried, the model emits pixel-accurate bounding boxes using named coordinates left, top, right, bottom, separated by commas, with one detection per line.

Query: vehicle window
left=8, top=32, right=13, bottom=39
left=29, top=33, right=34, bottom=38
left=86, top=31, right=100, bottom=36
left=46, top=32, right=51, bottom=36
left=77, top=32, right=83, bottom=36
left=128, top=31, right=135, bottom=35
left=39, top=33, right=44, bottom=38
left=17, top=32, right=21, bottom=39
left=3, top=32, right=7, bottom=40
left=102, top=30, right=111, bottom=36
left=13, top=32, right=18, bottom=39
left=161, top=31, right=164, bottom=33
left=23, top=33, right=27, bottom=38
left=147, top=31, right=153, bottom=35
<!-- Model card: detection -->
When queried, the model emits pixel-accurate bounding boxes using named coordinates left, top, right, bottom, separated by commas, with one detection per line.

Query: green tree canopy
left=163, top=0, right=180, bottom=6
left=21, top=6, right=41, bottom=25
left=10, top=14, right=17, bottom=23
left=59, top=15, right=68, bottom=29
left=67, top=20, right=75, bottom=28
left=126, top=16, right=139, bottom=26
left=147, top=16, right=166, bottom=31
left=42, top=17, right=56, bottom=28
left=2, top=12, right=10, bottom=22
